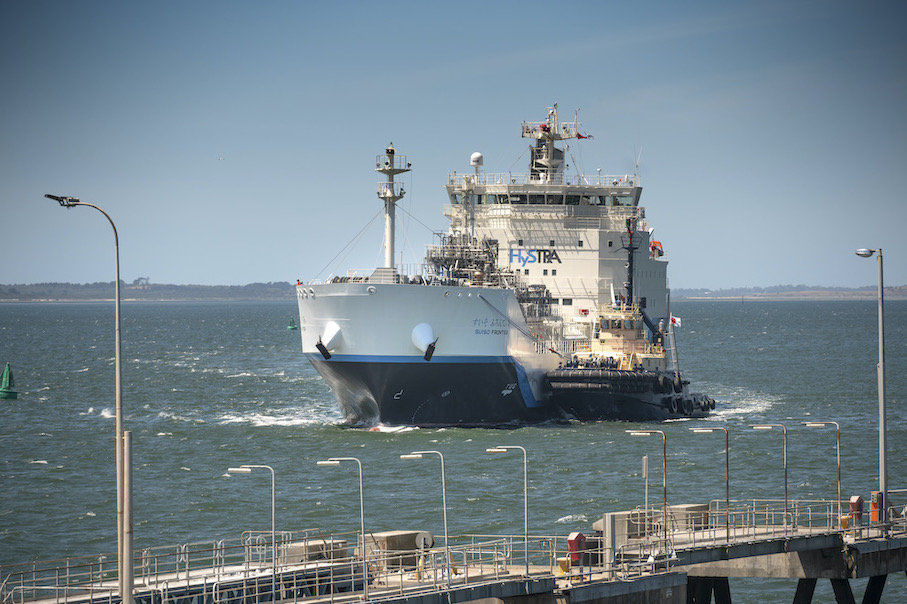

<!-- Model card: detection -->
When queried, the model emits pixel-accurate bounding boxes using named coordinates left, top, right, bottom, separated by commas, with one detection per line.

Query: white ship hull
left=297, top=282, right=558, bottom=425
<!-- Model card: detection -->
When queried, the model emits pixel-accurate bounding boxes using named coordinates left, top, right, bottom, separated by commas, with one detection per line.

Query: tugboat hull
left=547, top=368, right=714, bottom=421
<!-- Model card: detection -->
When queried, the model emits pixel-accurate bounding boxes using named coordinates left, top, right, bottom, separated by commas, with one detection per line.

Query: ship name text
left=509, top=248, right=562, bottom=267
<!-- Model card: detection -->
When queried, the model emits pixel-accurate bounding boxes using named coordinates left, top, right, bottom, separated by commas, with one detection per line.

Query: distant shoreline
left=1, top=282, right=905, bottom=302
left=676, top=290, right=907, bottom=302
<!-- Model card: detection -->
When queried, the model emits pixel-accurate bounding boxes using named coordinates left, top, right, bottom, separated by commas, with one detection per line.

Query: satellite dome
left=470, top=152, right=484, bottom=167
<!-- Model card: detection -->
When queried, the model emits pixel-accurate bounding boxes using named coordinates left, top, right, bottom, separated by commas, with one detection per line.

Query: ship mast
left=376, top=143, right=411, bottom=271
left=521, top=104, right=577, bottom=183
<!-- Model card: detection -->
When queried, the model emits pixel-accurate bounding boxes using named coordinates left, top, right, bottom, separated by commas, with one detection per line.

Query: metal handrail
left=6, top=507, right=907, bottom=604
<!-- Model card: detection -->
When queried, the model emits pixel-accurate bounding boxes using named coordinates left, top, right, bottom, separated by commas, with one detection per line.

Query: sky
left=2, top=0, right=905, bottom=289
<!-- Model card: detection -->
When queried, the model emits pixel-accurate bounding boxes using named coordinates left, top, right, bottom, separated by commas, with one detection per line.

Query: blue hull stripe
left=306, top=353, right=515, bottom=364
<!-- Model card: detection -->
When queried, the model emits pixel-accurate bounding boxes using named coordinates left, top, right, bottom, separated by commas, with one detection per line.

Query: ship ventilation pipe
left=412, top=323, right=438, bottom=361
left=316, top=321, right=343, bottom=359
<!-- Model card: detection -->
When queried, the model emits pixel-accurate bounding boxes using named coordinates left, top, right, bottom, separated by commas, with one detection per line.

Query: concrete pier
left=3, top=501, right=906, bottom=604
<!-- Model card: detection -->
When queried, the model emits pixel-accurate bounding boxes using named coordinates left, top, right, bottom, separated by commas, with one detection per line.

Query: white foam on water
left=217, top=409, right=336, bottom=427
left=555, top=513, right=590, bottom=524
left=366, top=425, right=418, bottom=433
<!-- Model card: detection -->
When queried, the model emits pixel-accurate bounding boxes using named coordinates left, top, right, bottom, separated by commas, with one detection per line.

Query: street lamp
left=486, top=446, right=529, bottom=576
left=317, top=457, right=367, bottom=600
left=43, top=194, right=132, bottom=604
left=690, top=427, right=730, bottom=543
left=803, top=422, right=841, bottom=525
left=626, top=430, right=667, bottom=543
left=750, top=424, right=788, bottom=528
left=228, top=465, right=277, bottom=575
left=401, top=451, right=450, bottom=587
left=856, top=247, right=888, bottom=524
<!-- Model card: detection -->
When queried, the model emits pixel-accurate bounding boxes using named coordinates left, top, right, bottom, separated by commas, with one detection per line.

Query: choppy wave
left=218, top=409, right=337, bottom=427
left=157, top=410, right=207, bottom=424
left=555, top=514, right=591, bottom=524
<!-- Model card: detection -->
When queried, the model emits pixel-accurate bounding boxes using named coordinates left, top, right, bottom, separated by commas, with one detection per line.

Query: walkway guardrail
left=5, top=499, right=907, bottom=604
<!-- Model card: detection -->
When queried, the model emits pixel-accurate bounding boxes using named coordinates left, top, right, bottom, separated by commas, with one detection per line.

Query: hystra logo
left=509, top=248, right=562, bottom=267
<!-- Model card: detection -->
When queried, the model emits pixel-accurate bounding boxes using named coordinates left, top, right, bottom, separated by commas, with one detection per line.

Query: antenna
left=634, top=145, right=643, bottom=179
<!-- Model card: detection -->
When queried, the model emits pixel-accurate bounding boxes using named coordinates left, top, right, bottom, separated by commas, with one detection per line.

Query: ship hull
left=547, top=369, right=713, bottom=421
left=297, top=282, right=558, bottom=426
left=309, top=354, right=553, bottom=426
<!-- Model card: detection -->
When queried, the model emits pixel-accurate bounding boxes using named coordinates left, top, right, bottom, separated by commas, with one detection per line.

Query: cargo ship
left=296, top=106, right=712, bottom=426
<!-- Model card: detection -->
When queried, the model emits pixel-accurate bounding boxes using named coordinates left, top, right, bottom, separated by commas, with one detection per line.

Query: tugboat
left=295, top=106, right=713, bottom=426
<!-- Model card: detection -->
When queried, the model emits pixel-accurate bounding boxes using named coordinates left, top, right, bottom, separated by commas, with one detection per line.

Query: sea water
left=1, top=299, right=905, bottom=602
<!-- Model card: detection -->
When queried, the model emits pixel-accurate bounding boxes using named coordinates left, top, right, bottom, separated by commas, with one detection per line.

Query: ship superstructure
left=434, top=107, right=669, bottom=359
left=296, top=107, right=711, bottom=426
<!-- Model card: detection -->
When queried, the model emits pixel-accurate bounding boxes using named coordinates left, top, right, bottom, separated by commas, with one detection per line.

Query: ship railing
left=447, top=203, right=643, bottom=219
left=322, top=267, right=494, bottom=287
left=447, top=172, right=640, bottom=188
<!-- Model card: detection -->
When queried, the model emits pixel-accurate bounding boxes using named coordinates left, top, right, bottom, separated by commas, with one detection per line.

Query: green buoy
left=1, top=362, right=17, bottom=400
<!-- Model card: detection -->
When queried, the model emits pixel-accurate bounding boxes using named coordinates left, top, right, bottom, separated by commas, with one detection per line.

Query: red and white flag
left=670, top=315, right=682, bottom=327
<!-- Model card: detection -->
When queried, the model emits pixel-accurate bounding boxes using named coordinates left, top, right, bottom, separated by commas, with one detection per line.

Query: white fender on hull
left=322, top=321, right=342, bottom=350
left=411, top=323, right=438, bottom=361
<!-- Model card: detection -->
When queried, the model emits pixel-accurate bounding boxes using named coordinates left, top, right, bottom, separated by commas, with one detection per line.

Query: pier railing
left=0, top=529, right=645, bottom=604
left=5, top=501, right=907, bottom=604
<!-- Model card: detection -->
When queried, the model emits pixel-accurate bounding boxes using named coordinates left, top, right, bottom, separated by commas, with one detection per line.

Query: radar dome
left=470, top=152, right=484, bottom=167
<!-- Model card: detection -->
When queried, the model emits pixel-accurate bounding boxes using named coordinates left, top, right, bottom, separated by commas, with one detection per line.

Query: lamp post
left=486, top=445, right=529, bottom=576
left=626, top=430, right=667, bottom=543
left=43, top=194, right=133, bottom=604
left=690, top=427, right=730, bottom=542
left=803, top=421, right=841, bottom=525
left=317, top=457, right=367, bottom=600
left=856, top=247, right=888, bottom=524
left=750, top=424, right=787, bottom=527
left=228, top=465, right=277, bottom=577
left=401, top=451, right=450, bottom=588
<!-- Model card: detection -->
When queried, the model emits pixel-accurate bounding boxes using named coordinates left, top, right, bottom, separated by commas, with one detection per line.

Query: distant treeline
left=0, top=281, right=295, bottom=301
